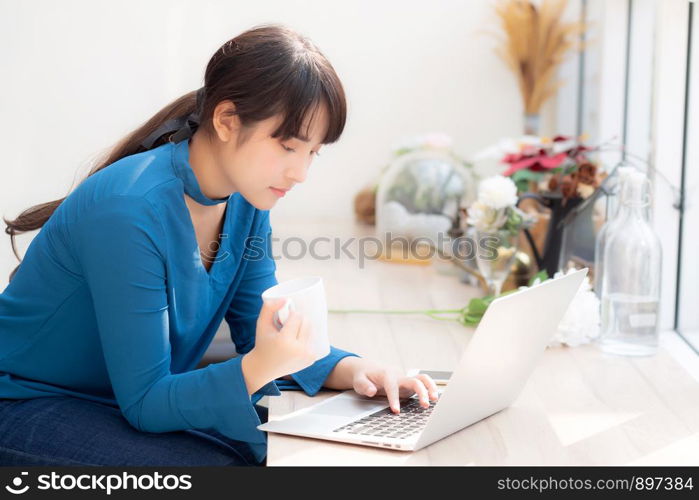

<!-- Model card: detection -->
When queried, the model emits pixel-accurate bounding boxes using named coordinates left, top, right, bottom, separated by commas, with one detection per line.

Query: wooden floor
left=263, top=219, right=699, bottom=465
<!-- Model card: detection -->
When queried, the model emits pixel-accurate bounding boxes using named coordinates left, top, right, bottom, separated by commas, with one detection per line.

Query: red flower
left=500, top=136, right=594, bottom=177
left=538, top=152, right=568, bottom=168
left=502, top=151, right=568, bottom=176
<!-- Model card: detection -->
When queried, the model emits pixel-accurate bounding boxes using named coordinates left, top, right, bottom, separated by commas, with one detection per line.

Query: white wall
left=0, top=0, right=572, bottom=286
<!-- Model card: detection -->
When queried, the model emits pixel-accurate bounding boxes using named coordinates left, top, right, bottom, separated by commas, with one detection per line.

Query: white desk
left=265, top=219, right=699, bottom=465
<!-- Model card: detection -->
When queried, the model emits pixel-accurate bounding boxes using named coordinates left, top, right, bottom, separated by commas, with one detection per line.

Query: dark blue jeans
left=0, top=396, right=268, bottom=466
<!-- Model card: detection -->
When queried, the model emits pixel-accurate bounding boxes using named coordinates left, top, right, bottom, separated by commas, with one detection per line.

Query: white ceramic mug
left=261, top=276, right=330, bottom=361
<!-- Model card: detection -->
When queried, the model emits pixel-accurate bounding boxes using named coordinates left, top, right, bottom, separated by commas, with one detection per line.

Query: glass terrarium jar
left=374, top=149, right=476, bottom=254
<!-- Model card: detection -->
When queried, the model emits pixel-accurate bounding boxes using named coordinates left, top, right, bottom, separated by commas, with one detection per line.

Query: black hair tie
left=139, top=86, right=206, bottom=151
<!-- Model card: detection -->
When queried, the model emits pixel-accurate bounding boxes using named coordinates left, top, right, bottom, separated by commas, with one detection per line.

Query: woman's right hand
left=247, top=298, right=316, bottom=383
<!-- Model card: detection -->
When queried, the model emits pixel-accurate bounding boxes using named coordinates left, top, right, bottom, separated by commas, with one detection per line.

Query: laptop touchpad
left=313, top=394, right=387, bottom=417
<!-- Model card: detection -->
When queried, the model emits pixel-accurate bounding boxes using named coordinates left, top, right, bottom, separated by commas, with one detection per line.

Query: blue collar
left=170, top=139, right=230, bottom=206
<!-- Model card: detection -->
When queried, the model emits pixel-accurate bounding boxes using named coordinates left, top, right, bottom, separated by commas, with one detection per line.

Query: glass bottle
left=593, top=166, right=636, bottom=297
left=597, top=170, right=662, bottom=356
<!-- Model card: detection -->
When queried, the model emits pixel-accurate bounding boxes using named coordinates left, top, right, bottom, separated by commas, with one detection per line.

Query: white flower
left=547, top=268, right=600, bottom=347
left=466, top=176, right=522, bottom=231
left=516, top=268, right=601, bottom=348
left=466, top=201, right=508, bottom=232
left=476, top=175, right=519, bottom=209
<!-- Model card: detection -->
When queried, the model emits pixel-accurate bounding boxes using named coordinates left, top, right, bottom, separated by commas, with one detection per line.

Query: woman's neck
left=187, top=131, right=237, bottom=201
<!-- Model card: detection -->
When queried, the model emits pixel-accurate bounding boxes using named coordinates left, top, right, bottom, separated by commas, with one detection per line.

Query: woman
left=0, top=24, right=439, bottom=466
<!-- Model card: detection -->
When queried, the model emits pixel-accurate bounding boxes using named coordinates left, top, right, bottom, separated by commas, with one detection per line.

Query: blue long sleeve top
left=0, top=137, right=360, bottom=463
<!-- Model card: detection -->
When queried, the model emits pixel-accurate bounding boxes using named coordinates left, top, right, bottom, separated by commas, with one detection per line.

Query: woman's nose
left=287, top=158, right=310, bottom=184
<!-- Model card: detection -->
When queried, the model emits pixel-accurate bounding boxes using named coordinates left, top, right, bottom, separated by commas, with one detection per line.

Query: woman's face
left=211, top=102, right=328, bottom=210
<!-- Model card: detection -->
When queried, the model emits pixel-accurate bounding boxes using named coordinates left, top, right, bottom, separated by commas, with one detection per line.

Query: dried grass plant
left=493, top=0, right=587, bottom=114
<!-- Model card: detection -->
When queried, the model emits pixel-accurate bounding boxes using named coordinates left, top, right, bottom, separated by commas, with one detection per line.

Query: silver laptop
left=257, top=268, right=587, bottom=451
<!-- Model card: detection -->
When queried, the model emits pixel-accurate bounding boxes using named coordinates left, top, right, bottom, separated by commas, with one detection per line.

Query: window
left=563, top=0, right=697, bottom=351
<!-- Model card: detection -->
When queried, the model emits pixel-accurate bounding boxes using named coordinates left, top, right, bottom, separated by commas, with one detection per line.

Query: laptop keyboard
left=331, top=397, right=437, bottom=440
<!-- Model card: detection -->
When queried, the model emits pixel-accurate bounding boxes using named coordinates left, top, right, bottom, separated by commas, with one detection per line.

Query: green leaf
left=528, top=270, right=549, bottom=286
left=458, top=289, right=519, bottom=327
left=461, top=315, right=481, bottom=326
left=511, top=169, right=544, bottom=182
left=467, top=297, right=489, bottom=315
left=511, top=169, right=544, bottom=193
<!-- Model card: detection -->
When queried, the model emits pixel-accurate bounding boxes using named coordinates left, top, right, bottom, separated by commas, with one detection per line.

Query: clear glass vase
left=597, top=170, right=662, bottom=356
left=475, top=229, right=519, bottom=296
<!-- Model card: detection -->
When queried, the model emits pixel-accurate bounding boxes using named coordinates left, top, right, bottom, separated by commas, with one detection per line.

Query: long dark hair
left=3, top=23, right=347, bottom=282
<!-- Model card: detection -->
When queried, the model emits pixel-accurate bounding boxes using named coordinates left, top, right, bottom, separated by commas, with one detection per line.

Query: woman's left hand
left=349, top=359, right=439, bottom=414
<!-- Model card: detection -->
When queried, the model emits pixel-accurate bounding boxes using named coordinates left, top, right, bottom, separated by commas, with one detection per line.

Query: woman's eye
left=282, top=143, right=320, bottom=157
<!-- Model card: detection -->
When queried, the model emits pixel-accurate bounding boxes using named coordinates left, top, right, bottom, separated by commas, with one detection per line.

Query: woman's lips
left=270, top=187, right=288, bottom=197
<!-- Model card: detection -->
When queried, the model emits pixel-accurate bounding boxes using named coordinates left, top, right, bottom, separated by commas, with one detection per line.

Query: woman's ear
left=212, top=100, right=241, bottom=143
